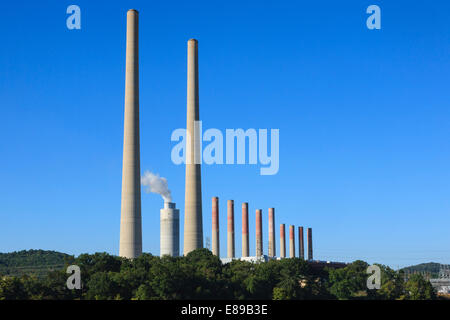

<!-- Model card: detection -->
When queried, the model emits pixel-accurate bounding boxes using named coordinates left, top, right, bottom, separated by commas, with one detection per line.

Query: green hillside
left=401, top=262, right=441, bottom=278
left=0, top=249, right=73, bottom=278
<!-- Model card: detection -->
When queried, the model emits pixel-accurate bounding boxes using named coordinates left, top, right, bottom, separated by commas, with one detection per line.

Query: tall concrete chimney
left=307, top=227, right=313, bottom=260
left=227, top=200, right=235, bottom=258
left=298, top=226, right=304, bottom=259
left=242, top=203, right=249, bottom=257
left=280, top=224, right=286, bottom=258
left=255, top=209, right=263, bottom=256
left=160, top=202, right=180, bottom=257
left=268, top=208, right=276, bottom=257
left=183, top=39, right=203, bottom=255
left=212, top=197, right=219, bottom=256
left=119, top=9, right=142, bottom=259
left=289, top=225, right=295, bottom=258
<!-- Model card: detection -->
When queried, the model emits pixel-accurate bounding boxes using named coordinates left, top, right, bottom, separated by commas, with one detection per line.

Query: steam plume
left=141, top=171, right=172, bottom=202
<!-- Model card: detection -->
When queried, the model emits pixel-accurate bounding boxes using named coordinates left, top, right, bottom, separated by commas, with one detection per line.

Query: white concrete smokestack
left=160, top=202, right=180, bottom=257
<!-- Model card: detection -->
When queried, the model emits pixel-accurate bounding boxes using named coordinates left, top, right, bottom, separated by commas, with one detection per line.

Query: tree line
left=0, top=249, right=437, bottom=300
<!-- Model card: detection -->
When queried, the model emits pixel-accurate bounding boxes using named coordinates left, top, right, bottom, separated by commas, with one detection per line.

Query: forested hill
left=401, top=262, right=442, bottom=276
left=0, top=249, right=72, bottom=277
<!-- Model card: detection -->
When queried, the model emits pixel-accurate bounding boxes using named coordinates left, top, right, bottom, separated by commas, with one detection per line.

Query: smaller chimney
left=280, top=224, right=286, bottom=258
left=227, top=200, right=235, bottom=258
left=160, top=202, right=180, bottom=257
left=268, top=208, right=276, bottom=257
left=298, top=226, right=304, bottom=259
left=212, top=197, right=219, bottom=256
left=255, top=209, right=263, bottom=256
left=307, top=227, right=313, bottom=260
left=289, top=225, right=295, bottom=258
left=242, top=203, right=249, bottom=257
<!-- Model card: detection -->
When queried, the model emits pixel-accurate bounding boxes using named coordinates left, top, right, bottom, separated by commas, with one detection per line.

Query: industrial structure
left=298, top=226, right=304, bottom=259
left=289, top=225, right=295, bottom=258
left=280, top=224, right=286, bottom=258
left=255, top=209, right=263, bottom=257
left=268, top=208, right=275, bottom=257
left=241, top=203, right=249, bottom=257
left=183, top=39, right=203, bottom=256
left=119, top=9, right=142, bottom=259
left=227, top=200, right=235, bottom=258
left=116, top=10, right=324, bottom=265
left=160, top=202, right=180, bottom=256
left=207, top=197, right=315, bottom=264
left=212, top=197, right=220, bottom=256
left=307, top=227, right=313, bottom=260
left=430, top=265, right=450, bottom=294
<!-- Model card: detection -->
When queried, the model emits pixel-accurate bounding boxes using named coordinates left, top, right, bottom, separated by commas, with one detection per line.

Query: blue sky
left=0, top=0, right=449, bottom=268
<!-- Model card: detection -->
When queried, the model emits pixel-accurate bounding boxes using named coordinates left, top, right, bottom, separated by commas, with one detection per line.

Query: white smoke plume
left=141, top=171, right=172, bottom=203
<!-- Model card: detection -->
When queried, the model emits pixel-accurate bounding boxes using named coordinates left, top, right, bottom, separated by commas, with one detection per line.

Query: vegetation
left=0, top=250, right=72, bottom=278
left=0, top=249, right=438, bottom=300
left=400, top=262, right=441, bottom=279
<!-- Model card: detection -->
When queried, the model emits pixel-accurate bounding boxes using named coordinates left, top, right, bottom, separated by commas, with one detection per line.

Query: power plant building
left=160, top=202, right=180, bottom=256
left=115, top=12, right=322, bottom=264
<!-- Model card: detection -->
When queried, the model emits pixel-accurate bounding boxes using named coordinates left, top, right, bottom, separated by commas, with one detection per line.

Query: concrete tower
left=242, top=203, right=249, bottom=257
left=255, top=209, right=263, bottom=256
left=160, top=202, right=180, bottom=257
left=212, top=197, right=219, bottom=256
left=307, top=227, right=313, bottom=260
left=184, top=39, right=203, bottom=255
left=289, top=225, right=295, bottom=258
left=227, top=200, right=235, bottom=258
left=280, top=224, right=286, bottom=258
left=119, top=9, right=142, bottom=259
left=298, top=226, right=304, bottom=259
left=268, top=208, right=276, bottom=257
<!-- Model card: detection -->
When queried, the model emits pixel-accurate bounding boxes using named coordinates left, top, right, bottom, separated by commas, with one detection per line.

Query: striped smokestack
left=298, top=226, right=304, bottom=259
left=211, top=197, right=219, bottom=256
left=289, top=225, right=295, bottom=258
left=227, top=200, right=235, bottom=258
left=307, top=227, right=313, bottom=260
left=255, top=209, right=263, bottom=256
left=268, top=208, right=276, bottom=257
left=242, top=203, right=249, bottom=257
left=280, top=224, right=286, bottom=258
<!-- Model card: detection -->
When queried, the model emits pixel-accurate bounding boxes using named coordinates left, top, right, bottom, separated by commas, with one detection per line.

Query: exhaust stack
left=183, top=38, right=203, bottom=255
left=255, top=209, right=263, bottom=256
left=242, top=203, right=249, bottom=257
left=227, top=200, right=235, bottom=258
left=298, top=226, right=304, bottom=259
left=307, top=227, right=313, bottom=260
left=212, top=197, right=219, bottom=256
left=160, top=202, right=180, bottom=257
left=268, top=208, right=276, bottom=257
left=289, top=225, right=295, bottom=258
left=119, top=9, right=142, bottom=259
left=280, top=224, right=286, bottom=258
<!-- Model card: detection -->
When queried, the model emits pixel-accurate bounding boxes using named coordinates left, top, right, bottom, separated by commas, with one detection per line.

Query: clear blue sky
left=0, top=1, right=449, bottom=268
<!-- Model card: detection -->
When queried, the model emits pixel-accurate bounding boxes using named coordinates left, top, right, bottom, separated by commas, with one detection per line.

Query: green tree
left=85, top=271, right=120, bottom=300
left=375, top=265, right=405, bottom=300
left=328, top=260, right=369, bottom=299
left=0, top=276, right=28, bottom=300
left=405, top=274, right=436, bottom=300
